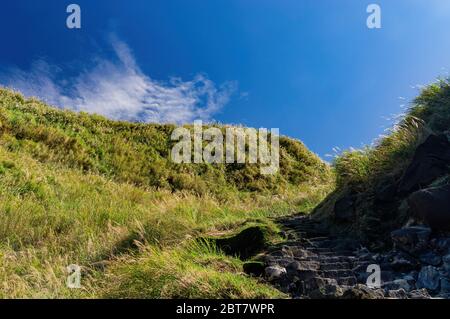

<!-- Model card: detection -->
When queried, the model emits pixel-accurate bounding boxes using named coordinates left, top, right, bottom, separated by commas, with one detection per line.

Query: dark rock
left=334, top=195, right=355, bottom=223
left=302, top=277, right=337, bottom=294
left=341, top=284, right=385, bottom=299
left=333, top=238, right=360, bottom=252
left=383, top=279, right=414, bottom=292
left=381, top=270, right=395, bottom=283
left=309, top=283, right=343, bottom=299
left=398, top=134, right=450, bottom=194
left=390, top=252, right=420, bottom=272
left=403, top=274, right=417, bottom=290
left=408, top=185, right=450, bottom=231
left=375, top=182, right=398, bottom=203
left=210, top=226, right=271, bottom=259
left=243, top=261, right=265, bottom=277
left=441, top=278, right=450, bottom=294
left=286, top=260, right=319, bottom=272
left=265, top=265, right=287, bottom=281
left=296, top=270, right=320, bottom=282
left=408, top=289, right=431, bottom=299
left=435, top=238, right=450, bottom=255
left=391, top=226, right=431, bottom=255
left=387, top=289, right=408, bottom=299
left=417, top=266, right=440, bottom=291
left=443, top=254, right=450, bottom=272
left=419, top=252, right=442, bottom=266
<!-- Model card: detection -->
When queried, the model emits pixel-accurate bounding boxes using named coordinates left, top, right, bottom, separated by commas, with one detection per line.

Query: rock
left=417, top=266, right=440, bottom=291
left=334, top=195, right=355, bottom=223
left=309, top=283, right=343, bottom=299
left=398, top=134, right=450, bottom=194
left=243, top=261, right=265, bottom=277
left=435, top=238, right=450, bottom=255
left=403, top=275, right=417, bottom=290
left=341, top=284, right=385, bottom=299
left=419, top=252, right=442, bottom=266
left=443, top=255, right=450, bottom=272
left=208, top=225, right=272, bottom=259
left=391, top=226, right=431, bottom=255
left=298, top=277, right=338, bottom=295
left=380, top=270, right=395, bottom=283
left=441, top=278, right=450, bottom=294
left=265, top=265, right=287, bottom=281
left=408, top=288, right=431, bottom=299
left=408, top=185, right=450, bottom=231
left=390, top=252, right=420, bottom=272
left=387, top=289, right=408, bottom=299
left=392, top=279, right=414, bottom=292
left=375, top=182, right=398, bottom=203
left=286, top=260, right=319, bottom=272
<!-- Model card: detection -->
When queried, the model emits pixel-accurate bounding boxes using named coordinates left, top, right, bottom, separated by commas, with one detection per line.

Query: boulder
left=419, top=252, right=442, bottom=266
left=408, top=185, right=450, bottom=231
left=417, top=266, right=440, bottom=291
left=301, top=277, right=337, bottom=295
left=435, top=238, right=450, bottom=255
left=392, top=279, right=414, bottom=292
left=441, top=278, right=450, bottom=294
left=334, top=195, right=355, bottom=223
left=408, top=288, right=431, bottom=299
left=243, top=261, right=265, bottom=277
left=375, top=182, right=398, bottom=203
left=309, top=283, right=343, bottom=299
left=391, top=226, right=431, bottom=255
left=443, top=254, right=450, bottom=272
left=209, top=225, right=272, bottom=259
left=398, top=134, right=450, bottom=194
left=387, top=289, right=408, bottom=299
left=390, top=252, right=420, bottom=272
left=341, top=284, right=385, bottom=299
left=265, top=265, right=287, bottom=281
left=286, top=260, right=319, bottom=272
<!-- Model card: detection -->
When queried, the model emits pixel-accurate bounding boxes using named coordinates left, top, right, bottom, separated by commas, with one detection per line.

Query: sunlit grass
left=0, top=87, right=333, bottom=298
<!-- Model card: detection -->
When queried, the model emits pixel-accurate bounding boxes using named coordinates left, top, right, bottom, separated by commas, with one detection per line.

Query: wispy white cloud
left=0, top=38, right=236, bottom=124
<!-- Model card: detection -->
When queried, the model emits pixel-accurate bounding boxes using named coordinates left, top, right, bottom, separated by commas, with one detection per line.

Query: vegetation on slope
left=0, top=88, right=331, bottom=195
left=0, top=87, right=332, bottom=298
left=314, top=79, right=450, bottom=245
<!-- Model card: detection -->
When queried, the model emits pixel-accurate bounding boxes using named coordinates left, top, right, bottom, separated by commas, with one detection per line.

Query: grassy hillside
left=314, top=79, right=450, bottom=245
left=0, top=87, right=332, bottom=298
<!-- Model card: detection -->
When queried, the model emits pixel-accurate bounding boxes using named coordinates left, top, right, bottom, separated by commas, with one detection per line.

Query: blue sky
left=0, top=0, right=449, bottom=158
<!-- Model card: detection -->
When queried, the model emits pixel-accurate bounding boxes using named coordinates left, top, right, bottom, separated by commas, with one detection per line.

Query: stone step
left=307, top=247, right=334, bottom=254
left=294, top=256, right=354, bottom=263
left=318, top=270, right=355, bottom=278
left=337, top=276, right=358, bottom=286
left=319, top=262, right=352, bottom=270
left=305, top=238, right=332, bottom=243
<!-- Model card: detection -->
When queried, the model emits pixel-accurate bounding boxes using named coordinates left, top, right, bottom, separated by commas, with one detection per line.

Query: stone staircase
left=262, top=214, right=433, bottom=299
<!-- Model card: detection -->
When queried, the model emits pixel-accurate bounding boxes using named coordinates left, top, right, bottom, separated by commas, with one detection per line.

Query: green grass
left=0, top=88, right=331, bottom=195
left=314, top=79, right=450, bottom=243
left=0, top=87, right=332, bottom=298
left=334, top=79, right=450, bottom=190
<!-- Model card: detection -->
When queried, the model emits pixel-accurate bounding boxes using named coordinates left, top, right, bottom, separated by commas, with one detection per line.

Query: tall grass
left=334, top=79, right=450, bottom=190
left=0, top=87, right=332, bottom=298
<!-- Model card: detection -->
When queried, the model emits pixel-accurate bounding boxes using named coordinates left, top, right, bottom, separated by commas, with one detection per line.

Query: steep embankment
left=313, top=79, right=450, bottom=245
left=257, top=80, right=450, bottom=299
left=0, top=87, right=332, bottom=298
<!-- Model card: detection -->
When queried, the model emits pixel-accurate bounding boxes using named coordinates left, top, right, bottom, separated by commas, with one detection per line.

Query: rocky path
left=260, top=214, right=449, bottom=299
